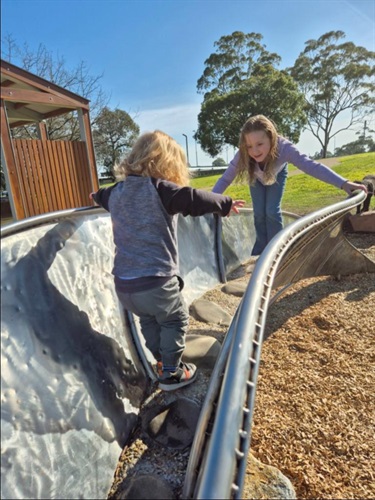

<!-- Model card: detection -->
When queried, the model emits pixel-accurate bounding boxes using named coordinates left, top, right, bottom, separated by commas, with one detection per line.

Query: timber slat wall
left=13, top=139, right=92, bottom=217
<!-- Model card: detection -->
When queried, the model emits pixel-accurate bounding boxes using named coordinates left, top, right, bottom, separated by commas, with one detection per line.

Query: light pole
left=193, top=130, right=199, bottom=167
left=182, top=133, right=190, bottom=165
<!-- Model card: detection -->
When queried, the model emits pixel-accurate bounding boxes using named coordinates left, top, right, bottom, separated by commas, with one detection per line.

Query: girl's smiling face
left=244, top=131, right=271, bottom=163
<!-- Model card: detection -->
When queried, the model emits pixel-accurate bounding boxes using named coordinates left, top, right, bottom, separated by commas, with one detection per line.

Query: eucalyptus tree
left=92, top=107, right=139, bottom=179
left=289, top=31, right=375, bottom=157
left=195, top=31, right=307, bottom=156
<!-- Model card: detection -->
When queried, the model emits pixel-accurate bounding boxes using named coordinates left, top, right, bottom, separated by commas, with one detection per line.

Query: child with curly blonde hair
left=91, top=130, right=244, bottom=391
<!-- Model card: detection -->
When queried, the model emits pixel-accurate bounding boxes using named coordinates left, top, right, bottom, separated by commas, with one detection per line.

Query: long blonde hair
left=114, top=130, right=191, bottom=186
left=237, top=115, right=279, bottom=185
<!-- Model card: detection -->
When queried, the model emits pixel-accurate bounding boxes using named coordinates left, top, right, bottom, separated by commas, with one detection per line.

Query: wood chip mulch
left=190, top=232, right=375, bottom=499
left=251, top=271, right=374, bottom=499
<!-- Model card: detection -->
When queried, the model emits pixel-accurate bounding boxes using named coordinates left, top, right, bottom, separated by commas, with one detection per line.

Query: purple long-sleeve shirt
left=212, top=136, right=348, bottom=194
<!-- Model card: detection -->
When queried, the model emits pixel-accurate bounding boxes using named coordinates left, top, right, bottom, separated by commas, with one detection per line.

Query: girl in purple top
left=212, top=115, right=367, bottom=255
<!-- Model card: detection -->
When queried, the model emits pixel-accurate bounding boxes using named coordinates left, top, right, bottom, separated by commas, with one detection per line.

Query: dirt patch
left=288, top=157, right=341, bottom=177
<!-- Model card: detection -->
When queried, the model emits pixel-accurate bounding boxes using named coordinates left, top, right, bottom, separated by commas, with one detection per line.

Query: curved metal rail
left=183, top=190, right=374, bottom=499
left=0, top=205, right=102, bottom=238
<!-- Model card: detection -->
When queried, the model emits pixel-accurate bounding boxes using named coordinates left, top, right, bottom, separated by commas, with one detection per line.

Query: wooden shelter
left=1, top=59, right=99, bottom=220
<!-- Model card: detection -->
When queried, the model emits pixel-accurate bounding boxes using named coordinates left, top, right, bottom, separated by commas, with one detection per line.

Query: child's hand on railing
left=229, top=200, right=245, bottom=215
left=341, top=181, right=368, bottom=195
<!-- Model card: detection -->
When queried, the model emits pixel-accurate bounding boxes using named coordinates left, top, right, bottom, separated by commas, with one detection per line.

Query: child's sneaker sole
left=158, top=362, right=198, bottom=391
left=158, top=370, right=197, bottom=391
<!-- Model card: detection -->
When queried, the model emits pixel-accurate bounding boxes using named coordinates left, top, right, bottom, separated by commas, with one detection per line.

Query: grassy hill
left=190, top=152, right=375, bottom=216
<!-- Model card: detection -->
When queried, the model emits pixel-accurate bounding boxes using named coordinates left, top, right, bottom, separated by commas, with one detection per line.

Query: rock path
left=108, top=264, right=296, bottom=500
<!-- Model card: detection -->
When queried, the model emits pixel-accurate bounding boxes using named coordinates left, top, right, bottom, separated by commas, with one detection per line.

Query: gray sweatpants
left=115, top=276, right=189, bottom=368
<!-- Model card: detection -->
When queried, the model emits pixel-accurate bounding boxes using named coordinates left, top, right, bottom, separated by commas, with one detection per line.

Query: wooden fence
left=12, top=138, right=93, bottom=217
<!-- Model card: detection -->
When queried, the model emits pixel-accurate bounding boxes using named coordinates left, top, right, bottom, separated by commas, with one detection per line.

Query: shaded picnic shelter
left=1, top=59, right=99, bottom=221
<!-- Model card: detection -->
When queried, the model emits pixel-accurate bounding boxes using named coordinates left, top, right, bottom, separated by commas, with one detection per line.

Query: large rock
left=243, top=453, right=296, bottom=499
left=143, top=397, right=201, bottom=449
left=221, top=282, right=247, bottom=297
left=117, top=474, right=174, bottom=499
left=183, top=334, right=221, bottom=369
left=189, top=299, right=232, bottom=326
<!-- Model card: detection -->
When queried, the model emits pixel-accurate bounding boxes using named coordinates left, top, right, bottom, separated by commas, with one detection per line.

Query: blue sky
left=1, top=0, right=374, bottom=165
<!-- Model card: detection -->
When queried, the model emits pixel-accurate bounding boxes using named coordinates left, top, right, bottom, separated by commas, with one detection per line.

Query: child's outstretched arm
left=88, top=185, right=115, bottom=211
left=154, top=178, right=238, bottom=217
left=212, top=152, right=240, bottom=194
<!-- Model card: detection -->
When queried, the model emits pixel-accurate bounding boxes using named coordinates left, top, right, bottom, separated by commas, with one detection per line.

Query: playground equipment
left=1, top=191, right=373, bottom=499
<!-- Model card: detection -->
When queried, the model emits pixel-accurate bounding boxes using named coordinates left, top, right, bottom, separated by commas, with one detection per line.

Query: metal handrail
left=0, top=205, right=102, bottom=237
left=183, top=190, right=368, bottom=499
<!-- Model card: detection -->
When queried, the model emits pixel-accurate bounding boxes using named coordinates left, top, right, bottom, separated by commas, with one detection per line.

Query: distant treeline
left=189, top=166, right=227, bottom=178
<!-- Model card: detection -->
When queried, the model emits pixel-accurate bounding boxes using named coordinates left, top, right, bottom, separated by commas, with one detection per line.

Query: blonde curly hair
left=237, top=115, right=279, bottom=186
left=114, top=130, right=191, bottom=186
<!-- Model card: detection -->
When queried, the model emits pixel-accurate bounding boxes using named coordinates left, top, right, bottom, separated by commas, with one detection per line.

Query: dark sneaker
left=158, top=362, right=197, bottom=391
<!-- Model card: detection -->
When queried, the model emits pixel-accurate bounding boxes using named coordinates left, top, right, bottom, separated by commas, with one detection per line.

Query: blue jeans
left=250, top=165, right=288, bottom=255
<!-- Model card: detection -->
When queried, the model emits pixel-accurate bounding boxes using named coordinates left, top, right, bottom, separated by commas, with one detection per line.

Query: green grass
left=190, top=152, right=375, bottom=216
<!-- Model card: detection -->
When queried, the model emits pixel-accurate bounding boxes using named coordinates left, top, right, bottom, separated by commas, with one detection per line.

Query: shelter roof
left=1, top=59, right=90, bottom=128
